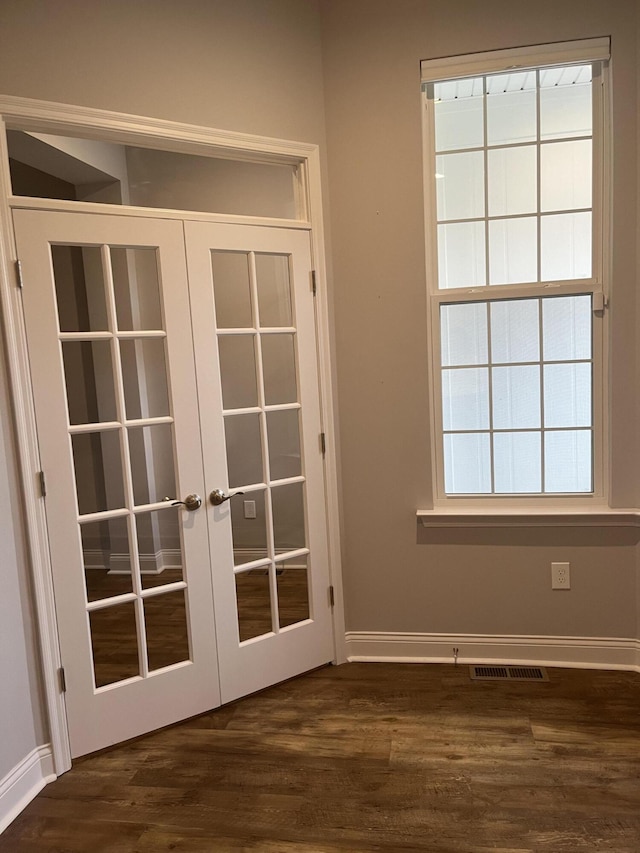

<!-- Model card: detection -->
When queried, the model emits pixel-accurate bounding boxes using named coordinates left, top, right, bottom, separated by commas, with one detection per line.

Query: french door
left=13, top=208, right=334, bottom=758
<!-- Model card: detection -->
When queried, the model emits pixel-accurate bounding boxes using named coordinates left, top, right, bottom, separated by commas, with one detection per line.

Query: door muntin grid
left=211, top=249, right=312, bottom=643
left=53, top=242, right=192, bottom=690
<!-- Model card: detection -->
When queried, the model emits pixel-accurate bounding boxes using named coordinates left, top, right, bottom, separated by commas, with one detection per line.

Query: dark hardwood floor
left=3, top=662, right=640, bottom=852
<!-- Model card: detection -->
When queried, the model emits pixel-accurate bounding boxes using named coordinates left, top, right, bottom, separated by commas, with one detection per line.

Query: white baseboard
left=0, top=745, right=55, bottom=834
left=345, top=632, right=640, bottom=672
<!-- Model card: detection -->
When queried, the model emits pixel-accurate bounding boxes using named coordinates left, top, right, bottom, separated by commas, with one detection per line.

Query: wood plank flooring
left=3, top=662, right=640, bottom=852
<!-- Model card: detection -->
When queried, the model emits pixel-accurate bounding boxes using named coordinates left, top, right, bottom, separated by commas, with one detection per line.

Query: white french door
left=186, top=222, right=334, bottom=702
left=13, top=207, right=334, bottom=758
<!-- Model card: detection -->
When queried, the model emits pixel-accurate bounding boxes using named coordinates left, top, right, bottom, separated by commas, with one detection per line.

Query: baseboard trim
left=345, top=632, right=640, bottom=672
left=0, top=745, right=55, bottom=833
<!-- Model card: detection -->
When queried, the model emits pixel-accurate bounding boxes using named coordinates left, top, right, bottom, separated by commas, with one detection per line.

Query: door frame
left=0, top=95, right=346, bottom=776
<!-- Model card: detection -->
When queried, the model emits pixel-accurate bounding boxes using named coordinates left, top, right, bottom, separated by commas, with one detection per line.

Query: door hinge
left=329, top=585, right=335, bottom=608
left=15, top=259, right=23, bottom=289
left=311, top=269, right=317, bottom=296
left=320, top=432, right=326, bottom=457
left=58, top=666, right=66, bottom=693
left=38, top=470, right=46, bottom=498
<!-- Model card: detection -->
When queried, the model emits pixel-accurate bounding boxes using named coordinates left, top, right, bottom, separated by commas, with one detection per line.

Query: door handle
left=209, top=489, right=245, bottom=506
left=164, top=494, right=202, bottom=511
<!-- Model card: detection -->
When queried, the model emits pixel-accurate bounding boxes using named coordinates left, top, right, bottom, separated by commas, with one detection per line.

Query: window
left=421, top=39, right=610, bottom=501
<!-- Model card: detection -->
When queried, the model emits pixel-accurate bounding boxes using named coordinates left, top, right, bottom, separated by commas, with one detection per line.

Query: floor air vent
left=470, top=665, right=549, bottom=682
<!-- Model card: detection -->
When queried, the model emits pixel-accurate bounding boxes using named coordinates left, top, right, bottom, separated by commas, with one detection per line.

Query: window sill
left=417, top=509, right=640, bottom=528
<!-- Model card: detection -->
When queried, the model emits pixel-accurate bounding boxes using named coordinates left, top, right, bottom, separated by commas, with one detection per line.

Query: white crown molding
left=346, top=632, right=640, bottom=673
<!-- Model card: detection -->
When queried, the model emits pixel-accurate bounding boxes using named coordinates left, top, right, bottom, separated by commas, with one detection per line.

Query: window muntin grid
left=439, top=295, right=593, bottom=495
left=432, top=64, right=594, bottom=291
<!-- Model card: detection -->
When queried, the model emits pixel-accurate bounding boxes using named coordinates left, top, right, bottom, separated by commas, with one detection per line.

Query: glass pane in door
left=112, top=247, right=163, bottom=331
left=235, top=570, right=273, bottom=641
left=90, top=601, right=140, bottom=688
left=51, top=245, right=108, bottom=332
left=71, top=431, right=125, bottom=514
left=128, top=424, right=176, bottom=506
left=81, top=516, right=133, bottom=602
left=63, top=341, right=117, bottom=425
left=120, top=338, right=170, bottom=419
left=144, top=590, right=190, bottom=670
left=276, top=555, right=310, bottom=628
left=211, top=251, right=253, bottom=328
left=255, top=254, right=292, bottom=327
left=136, top=509, right=185, bottom=589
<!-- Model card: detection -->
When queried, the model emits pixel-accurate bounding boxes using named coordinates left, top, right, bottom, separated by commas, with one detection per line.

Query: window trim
left=421, top=39, right=611, bottom=509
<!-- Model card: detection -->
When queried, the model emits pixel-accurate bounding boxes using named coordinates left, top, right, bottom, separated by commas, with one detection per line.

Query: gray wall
left=319, top=0, right=640, bottom=635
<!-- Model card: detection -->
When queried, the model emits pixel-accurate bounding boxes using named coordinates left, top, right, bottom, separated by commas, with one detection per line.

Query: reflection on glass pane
left=541, top=140, right=592, bottom=212
left=486, top=73, right=537, bottom=145
left=541, top=213, right=591, bottom=281
left=272, top=482, right=306, bottom=552
left=489, top=217, right=537, bottom=286
left=267, top=409, right=301, bottom=480
left=256, top=254, right=292, bottom=327
left=434, top=78, right=484, bottom=152
left=120, top=338, right=170, bottom=420
left=494, top=432, right=541, bottom=493
left=218, top=335, right=258, bottom=409
left=145, top=590, right=190, bottom=671
left=231, top=490, right=267, bottom=566
left=112, top=248, right=162, bottom=331
left=438, top=222, right=486, bottom=289
left=128, top=423, right=175, bottom=506
left=440, top=303, right=488, bottom=367
left=436, top=151, right=484, bottom=221
left=52, top=246, right=107, bottom=332
left=136, top=509, right=184, bottom=589
left=490, top=299, right=540, bottom=364
left=544, top=363, right=591, bottom=428
left=211, top=251, right=252, bottom=329
left=545, top=430, right=592, bottom=492
left=276, top=555, right=310, bottom=629
left=90, top=602, right=139, bottom=688
left=63, top=341, right=117, bottom=425
left=542, top=296, right=591, bottom=361
left=81, top=516, right=133, bottom=602
left=236, top=569, right=273, bottom=641
left=488, top=146, right=536, bottom=216
left=225, top=413, right=263, bottom=488
left=492, top=365, right=540, bottom=429
left=442, top=368, right=489, bottom=431
left=262, top=334, right=297, bottom=405
left=72, top=430, right=124, bottom=515
left=540, top=67, right=592, bottom=140
left=444, top=433, right=491, bottom=494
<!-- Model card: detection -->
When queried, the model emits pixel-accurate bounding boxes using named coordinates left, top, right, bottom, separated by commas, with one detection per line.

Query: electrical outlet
left=243, top=500, right=256, bottom=519
left=551, top=562, right=570, bottom=590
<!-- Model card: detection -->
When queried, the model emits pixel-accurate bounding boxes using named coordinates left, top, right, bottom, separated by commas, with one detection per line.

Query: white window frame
left=421, top=38, right=611, bottom=510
